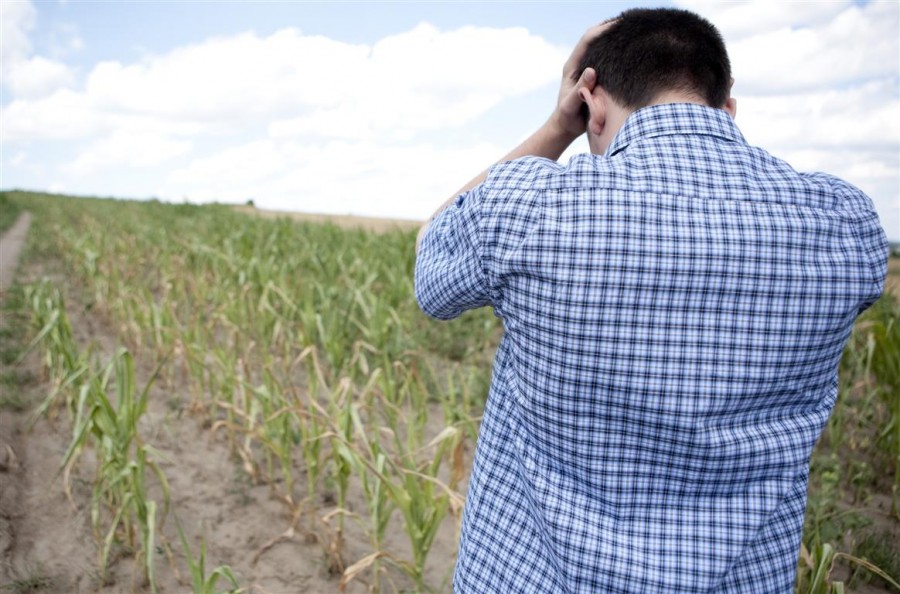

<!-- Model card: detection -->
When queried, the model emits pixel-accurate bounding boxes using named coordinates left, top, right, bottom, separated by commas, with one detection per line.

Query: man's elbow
left=415, top=290, right=454, bottom=321
left=414, top=272, right=458, bottom=321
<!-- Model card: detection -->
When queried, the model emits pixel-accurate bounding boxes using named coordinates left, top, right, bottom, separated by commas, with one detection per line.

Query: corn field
left=2, top=190, right=898, bottom=593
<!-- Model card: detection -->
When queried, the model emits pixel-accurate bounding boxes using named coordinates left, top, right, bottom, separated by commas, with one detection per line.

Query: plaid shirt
left=415, top=103, right=888, bottom=593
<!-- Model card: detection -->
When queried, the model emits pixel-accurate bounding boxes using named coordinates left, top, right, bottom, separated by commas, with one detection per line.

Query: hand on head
left=551, top=20, right=615, bottom=141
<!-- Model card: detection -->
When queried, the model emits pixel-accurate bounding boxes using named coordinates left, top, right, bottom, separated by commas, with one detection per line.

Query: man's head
left=577, top=8, right=732, bottom=110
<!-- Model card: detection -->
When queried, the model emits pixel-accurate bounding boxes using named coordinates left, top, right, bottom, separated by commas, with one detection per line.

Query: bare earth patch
left=2, top=210, right=896, bottom=593
left=0, top=215, right=459, bottom=593
left=0, top=212, right=31, bottom=294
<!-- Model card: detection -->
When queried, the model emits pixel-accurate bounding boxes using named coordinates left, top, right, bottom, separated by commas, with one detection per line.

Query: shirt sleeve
left=836, top=180, right=889, bottom=314
left=415, top=186, right=492, bottom=320
left=855, top=206, right=889, bottom=314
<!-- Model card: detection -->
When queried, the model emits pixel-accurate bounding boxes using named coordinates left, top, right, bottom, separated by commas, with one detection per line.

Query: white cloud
left=677, top=1, right=851, bottom=41
left=777, top=145, right=898, bottom=193
left=160, top=138, right=503, bottom=219
left=45, top=21, right=84, bottom=58
left=65, top=130, right=192, bottom=174
left=3, top=4, right=897, bottom=239
left=678, top=2, right=899, bottom=95
left=1, top=0, right=74, bottom=99
left=3, top=89, right=219, bottom=142
left=83, top=29, right=367, bottom=120
left=738, top=80, right=899, bottom=150
left=264, top=24, right=563, bottom=142
left=7, top=23, right=563, bottom=141
left=3, top=149, right=43, bottom=178
left=5, top=54, right=75, bottom=98
left=0, top=1, right=36, bottom=67
left=728, top=2, right=899, bottom=95
left=11, top=152, right=27, bottom=167
left=2, top=90, right=101, bottom=139
left=166, top=140, right=290, bottom=187
left=4, top=21, right=563, bottom=182
left=677, top=0, right=899, bottom=238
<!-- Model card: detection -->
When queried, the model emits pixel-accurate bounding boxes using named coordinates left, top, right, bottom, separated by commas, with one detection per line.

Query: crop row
left=8, top=191, right=899, bottom=592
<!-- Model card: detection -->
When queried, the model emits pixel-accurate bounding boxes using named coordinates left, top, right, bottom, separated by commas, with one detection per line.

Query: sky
left=1, top=1, right=898, bottom=240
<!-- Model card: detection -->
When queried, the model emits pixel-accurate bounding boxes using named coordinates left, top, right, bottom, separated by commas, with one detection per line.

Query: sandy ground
left=1, top=213, right=896, bottom=593
left=0, top=213, right=461, bottom=593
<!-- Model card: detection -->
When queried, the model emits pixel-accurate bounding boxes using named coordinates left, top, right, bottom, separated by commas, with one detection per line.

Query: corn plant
left=796, top=542, right=900, bottom=594
left=61, top=348, right=171, bottom=591
left=175, top=516, right=243, bottom=594
left=370, top=414, right=465, bottom=592
left=867, top=295, right=900, bottom=518
left=19, top=281, right=89, bottom=422
left=338, top=399, right=395, bottom=593
left=23, top=190, right=900, bottom=594
left=341, top=445, right=395, bottom=593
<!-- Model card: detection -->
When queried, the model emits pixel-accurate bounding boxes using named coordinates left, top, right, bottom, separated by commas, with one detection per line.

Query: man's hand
left=550, top=21, right=614, bottom=141
left=418, top=21, right=614, bottom=252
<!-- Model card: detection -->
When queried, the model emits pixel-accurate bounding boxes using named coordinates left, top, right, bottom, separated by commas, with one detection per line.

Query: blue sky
left=2, top=1, right=898, bottom=239
left=25, top=2, right=632, bottom=55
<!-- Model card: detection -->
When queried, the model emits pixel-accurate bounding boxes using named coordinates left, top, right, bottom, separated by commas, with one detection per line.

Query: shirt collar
left=605, top=103, right=745, bottom=157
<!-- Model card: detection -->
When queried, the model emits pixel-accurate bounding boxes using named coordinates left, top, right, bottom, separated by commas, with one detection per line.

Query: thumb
left=578, top=87, right=593, bottom=105
left=574, top=67, right=595, bottom=89
left=563, top=68, right=596, bottom=112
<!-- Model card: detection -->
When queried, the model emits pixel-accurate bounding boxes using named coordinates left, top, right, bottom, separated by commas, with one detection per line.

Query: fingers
left=564, top=20, right=617, bottom=75
left=561, top=67, right=596, bottom=114
left=554, top=19, right=613, bottom=137
left=573, top=67, right=596, bottom=96
left=581, top=19, right=616, bottom=44
left=578, top=86, right=593, bottom=109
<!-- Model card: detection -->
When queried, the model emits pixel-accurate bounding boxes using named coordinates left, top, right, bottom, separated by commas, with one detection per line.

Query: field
left=230, top=206, right=421, bottom=234
left=0, top=190, right=898, bottom=594
left=887, top=257, right=900, bottom=298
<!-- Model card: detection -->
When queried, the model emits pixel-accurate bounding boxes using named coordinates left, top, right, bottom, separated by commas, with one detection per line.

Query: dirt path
left=0, top=212, right=123, bottom=592
left=0, top=211, right=32, bottom=588
left=0, top=212, right=32, bottom=295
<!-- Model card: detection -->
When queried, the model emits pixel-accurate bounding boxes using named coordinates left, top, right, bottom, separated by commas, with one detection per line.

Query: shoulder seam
left=471, top=184, right=503, bottom=312
left=835, top=185, right=882, bottom=293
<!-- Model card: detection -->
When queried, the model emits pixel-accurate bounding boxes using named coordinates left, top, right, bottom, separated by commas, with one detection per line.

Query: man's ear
left=724, top=78, right=737, bottom=120
left=724, top=98, right=737, bottom=119
left=579, top=86, right=607, bottom=136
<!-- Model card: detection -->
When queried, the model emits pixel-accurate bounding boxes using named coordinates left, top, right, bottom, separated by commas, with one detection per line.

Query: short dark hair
left=577, top=8, right=731, bottom=109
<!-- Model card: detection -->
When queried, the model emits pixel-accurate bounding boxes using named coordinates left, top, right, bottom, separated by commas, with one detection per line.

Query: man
left=415, top=8, right=887, bottom=594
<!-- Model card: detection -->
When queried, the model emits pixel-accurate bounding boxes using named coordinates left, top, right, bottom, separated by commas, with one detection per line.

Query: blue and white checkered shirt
left=415, top=103, right=888, bottom=593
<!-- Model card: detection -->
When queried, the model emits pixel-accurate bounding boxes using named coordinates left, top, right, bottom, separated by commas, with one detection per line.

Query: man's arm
left=415, top=21, right=613, bottom=250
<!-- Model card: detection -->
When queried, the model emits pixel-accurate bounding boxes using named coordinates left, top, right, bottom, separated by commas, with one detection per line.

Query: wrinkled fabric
left=415, top=103, right=888, bottom=593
